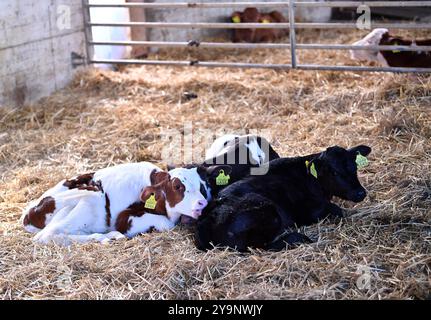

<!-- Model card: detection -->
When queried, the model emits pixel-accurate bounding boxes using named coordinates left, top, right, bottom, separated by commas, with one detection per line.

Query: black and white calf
left=22, top=162, right=208, bottom=244
left=168, top=134, right=280, bottom=224
left=205, top=134, right=279, bottom=164
left=195, top=145, right=371, bottom=252
left=201, top=134, right=280, bottom=199
left=182, top=134, right=280, bottom=200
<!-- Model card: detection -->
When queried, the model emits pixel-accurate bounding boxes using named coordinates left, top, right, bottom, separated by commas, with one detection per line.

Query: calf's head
left=350, top=28, right=389, bottom=64
left=307, top=145, right=371, bottom=202
left=241, top=7, right=260, bottom=22
left=140, top=169, right=209, bottom=221
left=231, top=7, right=260, bottom=24
left=269, top=10, right=287, bottom=23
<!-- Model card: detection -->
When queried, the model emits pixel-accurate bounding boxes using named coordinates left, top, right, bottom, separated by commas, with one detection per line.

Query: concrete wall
left=0, top=0, right=86, bottom=107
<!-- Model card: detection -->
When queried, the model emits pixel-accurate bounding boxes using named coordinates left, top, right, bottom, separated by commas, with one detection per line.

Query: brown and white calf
left=231, top=7, right=288, bottom=43
left=351, top=28, right=431, bottom=68
left=21, top=162, right=208, bottom=244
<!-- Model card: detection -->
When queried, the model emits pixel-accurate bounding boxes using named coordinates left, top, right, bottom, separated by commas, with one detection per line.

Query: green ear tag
left=310, top=163, right=318, bottom=179
left=356, top=153, right=369, bottom=169
left=144, top=194, right=157, bottom=210
left=216, top=169, right=230, bottom=186
left=305, top=160, right=318, bottom=179
left=232, top=16, right=241, bottom=23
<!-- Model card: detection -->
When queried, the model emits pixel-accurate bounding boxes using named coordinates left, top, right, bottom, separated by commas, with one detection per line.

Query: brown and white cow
left=350, top=28, right=431, bottom=68
left=21, top=162, right=209, bottom=244
left=231, top=7, right=288, bottom=43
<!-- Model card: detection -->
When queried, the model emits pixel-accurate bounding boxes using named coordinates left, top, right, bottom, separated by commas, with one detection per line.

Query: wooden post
left=126, top=0, right=149, bottom=58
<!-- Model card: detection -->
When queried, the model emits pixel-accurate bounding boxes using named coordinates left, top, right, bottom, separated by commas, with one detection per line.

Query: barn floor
left=0, top=30, right=430, bottom=299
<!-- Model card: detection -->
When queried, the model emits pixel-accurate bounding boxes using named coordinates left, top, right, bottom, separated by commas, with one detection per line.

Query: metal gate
left=82, top=1, right=431, bottom=73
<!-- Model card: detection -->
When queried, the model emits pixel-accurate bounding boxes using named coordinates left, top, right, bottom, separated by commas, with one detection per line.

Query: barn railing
left=83, top=1, right=431, bottom=73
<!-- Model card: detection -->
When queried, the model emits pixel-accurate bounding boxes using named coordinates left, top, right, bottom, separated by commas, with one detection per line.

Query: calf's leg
left=327, top=202, right=344, bottom=218
left=125, top=213, right=175, bottom=238
left=196, top=194, right=284, bottom=252
left=265, top=232, right=312, bottom=251
left=33, top=193, right=106, bottom=244
left=35, top=231, right=125, bottom=246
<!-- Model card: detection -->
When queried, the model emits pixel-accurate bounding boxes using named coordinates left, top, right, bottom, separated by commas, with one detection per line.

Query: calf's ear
left=140, top=186, right=167, bottom=214
left=197, top=165, right=233, bottom=182
left=166, top=164, right=175, bottom=171
left=349, top=145, right=372, bottom=157
left=196, top=164, right=232, bottom=178
left=306, top=158, right=321, bottom=179
left=150, top=170, right=170, bottom=185
left=206, top=165, right=232, bottom=178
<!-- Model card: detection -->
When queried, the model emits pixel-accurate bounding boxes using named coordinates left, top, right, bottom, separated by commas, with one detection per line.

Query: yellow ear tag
left=356, top=153, right=369, bottom=169
left=144, top=194, right=157, bottom=210
left=305, top=160, right=318, bottom=179
left=392, top=42, right=401, bottom=53
left=216, top=169, right=230, bottom=186
left=261, top=19, right=271, bottom=24
left=232, top=16, right=241, bottom=23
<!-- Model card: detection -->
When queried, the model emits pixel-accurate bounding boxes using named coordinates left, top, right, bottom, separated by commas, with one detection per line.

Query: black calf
left=195, top=145, right=371, bottom=252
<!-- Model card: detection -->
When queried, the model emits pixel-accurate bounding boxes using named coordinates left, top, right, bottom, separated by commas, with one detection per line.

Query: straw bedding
left=0, top=29, right=430, bottom=299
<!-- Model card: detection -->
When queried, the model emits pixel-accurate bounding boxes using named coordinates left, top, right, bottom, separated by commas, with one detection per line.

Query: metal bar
left=86, top=1, right=431, bottom=9
left=94, top=40, right=286, bottom=48
left=87, top=2, right=291, bottom=9
left=89, top=58, right=431, bottom=72
left=89, top=41, right=431, bottom=52
left=88, top=22, right=292, bottom=28
left=296, top=1, right=431, bottom=7
left=87, top=22, right=431, bottom=29
left=297, top=22, right=431, bottom=29
left=90, top=58, right=293, bottom=69
left=288, top=0, right=297, bottom=68
left=82, top=0, right=93, bottom=64
left=297, top=44, right=431, bottom=52
left=296, top=64, right=431, bottom=73
left=92, top=59, right=191, bottom=66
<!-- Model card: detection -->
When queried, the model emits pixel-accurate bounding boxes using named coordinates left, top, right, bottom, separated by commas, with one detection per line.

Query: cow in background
left=231, top=7, right=288, bottom=43
left=350, top=28, right=431, bottom=68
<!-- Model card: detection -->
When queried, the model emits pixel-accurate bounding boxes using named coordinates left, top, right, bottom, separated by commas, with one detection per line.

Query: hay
left=0, top=29, right=430, bottom=299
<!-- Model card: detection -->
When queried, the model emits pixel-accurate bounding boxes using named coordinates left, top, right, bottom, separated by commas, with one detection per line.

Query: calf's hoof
left=328, top=204, right=344, bottom=219
left=105, top=231, right=126, bottom=240
left=267, top=232, right=312, bottom=251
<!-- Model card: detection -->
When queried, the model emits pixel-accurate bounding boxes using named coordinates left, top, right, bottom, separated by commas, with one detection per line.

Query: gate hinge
left=71, top=52, right=86, bottom=68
